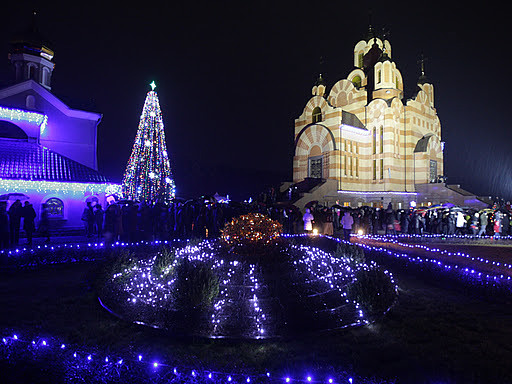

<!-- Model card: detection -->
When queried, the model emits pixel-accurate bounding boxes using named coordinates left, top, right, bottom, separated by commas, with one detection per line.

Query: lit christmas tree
left=122, top=81, right=176, bottom=203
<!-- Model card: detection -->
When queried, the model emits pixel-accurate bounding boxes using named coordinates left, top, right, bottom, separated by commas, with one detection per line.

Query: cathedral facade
left=293, top=32, right=445, bottom=208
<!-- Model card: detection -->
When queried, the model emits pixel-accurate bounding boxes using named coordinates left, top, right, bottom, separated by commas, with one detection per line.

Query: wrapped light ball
left=221, top=213, right=282, bottom=248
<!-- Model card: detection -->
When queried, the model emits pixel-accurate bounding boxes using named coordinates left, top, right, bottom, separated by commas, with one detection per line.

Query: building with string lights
left=290, top=27, right=487, bottom=210
left=0, top=14, right=118, bottom=231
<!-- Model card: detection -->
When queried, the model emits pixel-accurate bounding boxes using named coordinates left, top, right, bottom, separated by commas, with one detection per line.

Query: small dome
left=378, top=51, right=392, bottom=63
left=417, top=73, right=429, bottom=85
left=315, top=73, right=326, bottom=86
left=10, top=11, right=54, bottom=60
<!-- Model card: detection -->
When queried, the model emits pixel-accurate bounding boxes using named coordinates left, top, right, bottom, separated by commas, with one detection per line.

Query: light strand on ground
left=0, top=331, right=366, bottom=384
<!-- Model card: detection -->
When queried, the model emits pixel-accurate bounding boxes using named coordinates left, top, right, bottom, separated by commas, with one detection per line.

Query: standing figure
left=22, top=201, right=36, bottom=246
left=302, top=208, right=314, bottom=233
left=0, top=202, right=9, bottom=249
left=341, top=211, right=354, bottom=242
left=94, top=204, right=104, bottom=240
left=455, top=211, right=466, bottom=235
left=39, top=203, right=51, bottom=243
left=8, top=200, right=22, bottom=246
left=323, top=208, right=334, bottom=236
left=478, top=212, right=488, bottom=236
left=493, top=211, right=502, bottom=239
left=81, top=202, right=94, bottom=238
left=470, top=213, right=479, bottom=237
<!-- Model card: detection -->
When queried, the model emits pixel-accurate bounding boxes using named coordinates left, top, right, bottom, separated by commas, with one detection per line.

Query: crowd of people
left=0, top=199, right=44, bottom=249
left=1, top=192, right=511, bottom=250
left=302, top=202, right=512, bottom=240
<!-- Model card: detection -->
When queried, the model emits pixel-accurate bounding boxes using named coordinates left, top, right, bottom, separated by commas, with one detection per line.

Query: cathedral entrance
left=308, top=155, right=323, bottom=178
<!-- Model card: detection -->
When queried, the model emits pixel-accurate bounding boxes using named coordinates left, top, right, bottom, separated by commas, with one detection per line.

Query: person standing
left=478, top=211, right=488, bottom=236
left=0, top=202, right=9, bottom=249
left=470, top=213, right=479, bottom=237
left=302, top=208, right=314, bottom=233
left=341, top=211, right=354, bottom=242
left=323, top=208, right=334, bottom=236
left=493, top=211, right=502, bottom=239
left=455, top=211, right=466, bottom=235
left=22, top=201, right=36, bottom=246
left=94, top=204, right=104, bottom=240
left=81, top=202, right=94, bottom=238
left=502, top=212, right=510, bottom=236
left=39, top=203, right=50, bottom=243
left=8, top=200, right=23, bottom=246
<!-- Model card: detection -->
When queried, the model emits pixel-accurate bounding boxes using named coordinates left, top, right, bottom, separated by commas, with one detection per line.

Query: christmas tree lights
left=122, top=82, right=176, bottom=203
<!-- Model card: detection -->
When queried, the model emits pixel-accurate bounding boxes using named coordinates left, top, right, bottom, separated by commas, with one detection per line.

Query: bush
left=333, top=242, right=366, bottom=266
left=170, top=258, right=220, bottom=334
left=152, top=245, right=176, bottom=278
left=173, top=258, right=219, bottom=309
left=107, top=248, right=138, bottom=282
left=347, top=266, right=397, bottom=320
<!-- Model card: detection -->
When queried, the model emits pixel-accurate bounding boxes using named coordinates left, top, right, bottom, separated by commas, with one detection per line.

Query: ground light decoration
left=122, top=81, right=176, bottom=203
left=104, top=238, right=375, bottom=338
left=0, top=331, right=367, bottom=384
left=1, top=234, right=511, bottom=288
left=2, top=236, right=512, bottom=382
left=101, top=213, right=396, bottom=339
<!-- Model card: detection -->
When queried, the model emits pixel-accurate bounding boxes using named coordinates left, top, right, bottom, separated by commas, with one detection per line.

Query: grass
left=0, top=239, right=512, bottom=383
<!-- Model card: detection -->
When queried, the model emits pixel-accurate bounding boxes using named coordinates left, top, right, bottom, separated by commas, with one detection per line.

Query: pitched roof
left=0, top=139, right=109, bottom=183
left=0, top=80, right=102, bottom=121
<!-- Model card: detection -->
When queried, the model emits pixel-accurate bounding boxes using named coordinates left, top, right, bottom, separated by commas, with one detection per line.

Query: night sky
left=1, top=2, right=510, bottom=201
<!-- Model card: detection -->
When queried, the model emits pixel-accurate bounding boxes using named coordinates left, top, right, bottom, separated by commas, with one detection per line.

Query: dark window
left=430, top=160, right=438, bottom=182
left=312, top=107, right=322, bottom=123
left=308, top=156, right=323, bottom=178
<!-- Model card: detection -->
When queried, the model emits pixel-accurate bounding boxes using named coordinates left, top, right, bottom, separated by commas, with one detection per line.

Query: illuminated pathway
left=332, top=234, right=512, bottom=290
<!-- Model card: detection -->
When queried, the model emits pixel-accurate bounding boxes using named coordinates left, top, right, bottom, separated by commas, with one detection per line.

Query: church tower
left=8, top=11, right=55, bottom=91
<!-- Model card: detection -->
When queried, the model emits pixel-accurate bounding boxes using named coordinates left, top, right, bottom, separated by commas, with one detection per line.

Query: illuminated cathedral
left=291, top=27, right=485, bottom=209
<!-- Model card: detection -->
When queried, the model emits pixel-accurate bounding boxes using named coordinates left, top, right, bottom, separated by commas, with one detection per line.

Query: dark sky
left=1, top=2, right=511, bottom=201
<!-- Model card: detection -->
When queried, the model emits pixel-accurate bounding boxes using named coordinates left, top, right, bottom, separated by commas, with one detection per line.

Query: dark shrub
left=171, top=258, right=220, bottom=333
left=107, top=248, right=138, bottom=283
left=333, top=242, right=366, bottom=266
left=347, top=266, right=396, bottom=320
left=152, top=245, right=176, bottom=278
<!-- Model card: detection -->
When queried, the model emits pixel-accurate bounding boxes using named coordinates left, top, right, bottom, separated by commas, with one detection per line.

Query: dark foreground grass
left=0, top=243, right=511, bottom=383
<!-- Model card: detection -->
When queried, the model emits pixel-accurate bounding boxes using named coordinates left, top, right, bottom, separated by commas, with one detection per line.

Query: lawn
left=0, top=237, right=511, bottom=383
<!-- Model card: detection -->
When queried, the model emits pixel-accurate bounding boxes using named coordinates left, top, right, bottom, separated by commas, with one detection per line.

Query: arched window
left=28, top=65, right=36, bottom=81
left=46, top=198, right=64, bottom=218
left=352, top=75, right=362, bottom=88
left=377, top=70, right=381, bottom=83
left=312, top=107, right=322, bottom=123
left=380, top=126, right=384, bottom=153
left=42, top=68, right=50, bottom=86
left=372, top=128, right=377, bottom=154
left=26, top=95, right=36, bottom=110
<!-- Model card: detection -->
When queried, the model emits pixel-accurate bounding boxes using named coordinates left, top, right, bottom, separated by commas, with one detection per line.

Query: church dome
left=363, top=40, right=382, bottom=69
left=10, top=11, right=54, bottom=61
left=378, top=51, right=392, bottom=63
